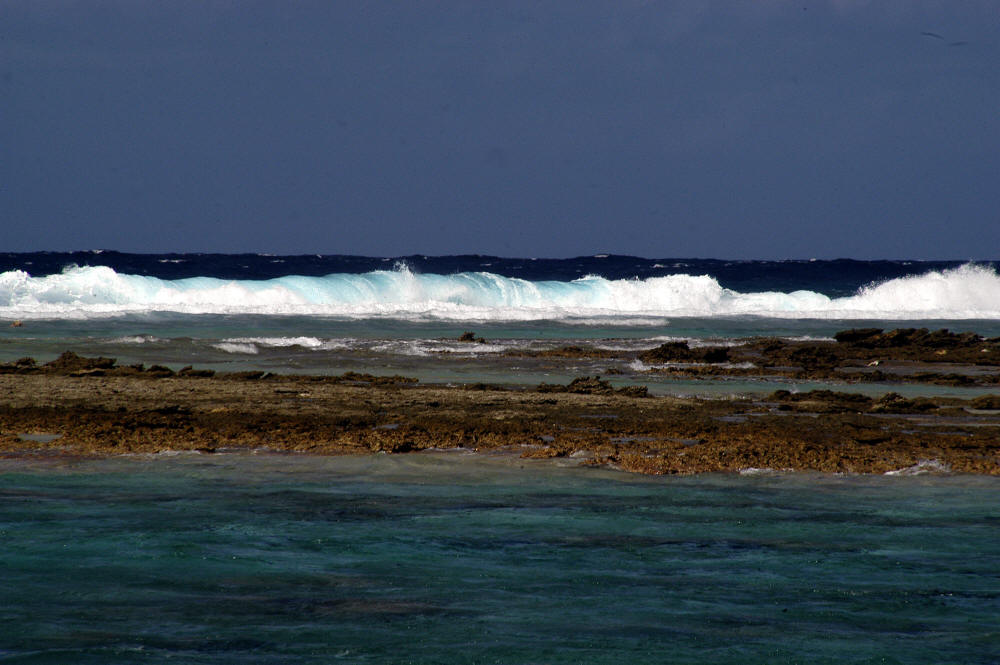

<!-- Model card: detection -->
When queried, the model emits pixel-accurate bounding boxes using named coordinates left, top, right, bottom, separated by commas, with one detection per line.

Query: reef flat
left=2, top=332, right=999, bottom=475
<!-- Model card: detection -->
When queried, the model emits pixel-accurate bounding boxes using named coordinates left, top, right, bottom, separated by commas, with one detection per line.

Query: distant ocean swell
left=1, top=263, right=999, bottom=321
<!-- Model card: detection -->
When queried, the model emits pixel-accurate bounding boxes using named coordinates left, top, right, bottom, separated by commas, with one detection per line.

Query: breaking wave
left=1, top=263, right=999, bottom=321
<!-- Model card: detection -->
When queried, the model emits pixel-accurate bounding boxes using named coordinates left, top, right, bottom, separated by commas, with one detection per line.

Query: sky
left=2, top=1, right=999, bottom=259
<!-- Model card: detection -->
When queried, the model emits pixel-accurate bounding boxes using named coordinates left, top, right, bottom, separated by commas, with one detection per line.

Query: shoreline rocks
left=1, top=369, right=997, bottom=476
left=2, top=328, right=998, bottom=476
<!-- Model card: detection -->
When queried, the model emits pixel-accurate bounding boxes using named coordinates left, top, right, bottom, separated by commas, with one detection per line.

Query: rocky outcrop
left=44, top=351, right=116, bottom=373
left=639, top=341, right=730, bottom=364
left=537, top=376, right=648, bottom=397
left=970, top=394, right=1000, bottom=410
left=1, top=372, right=997, bottom=475
left=835, top=327, right=995, bottom=352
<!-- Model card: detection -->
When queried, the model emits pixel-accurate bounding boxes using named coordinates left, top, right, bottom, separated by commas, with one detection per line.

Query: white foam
left=212, top=342, right=259, bottom=354
left=3, top=263, right=999, bottom=322
left=110, top=335, right=161, bottom=344
left=224, top=336, right=325, bottom=349
left=884, top=459, right=952, bottom=476
left=430, top=342, right=509, bottom=354
left=370, top=341, right=429, bottom=357
left=368, top=340, right=509, bottom=356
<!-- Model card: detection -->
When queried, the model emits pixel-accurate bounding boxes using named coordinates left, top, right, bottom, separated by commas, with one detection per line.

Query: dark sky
left=3, top=1, right=998, bottom=259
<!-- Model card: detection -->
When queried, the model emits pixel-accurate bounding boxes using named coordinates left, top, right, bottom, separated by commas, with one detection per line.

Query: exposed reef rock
left=638, top=341, right=730, bottom=364
left=44, top=351, right=116, bottom=373
left=0, top=354, right=420, bottom=387
left=970, top=394, right=1000, bottom=410
left=496, top=327, right=1000, bottom=386
left=458, top=331, right=487, bottom=344
left=766, top=389, right=939, bottom=415
left=537, top=376, right=648, bottom=398
left=1, top=351, right=998, bottom=475
left=834, top=327, right=991, bottom=350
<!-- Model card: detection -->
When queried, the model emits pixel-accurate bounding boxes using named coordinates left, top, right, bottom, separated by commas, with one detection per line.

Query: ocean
left=3, top=252, right=1000, bottom=396
left=2, top=253, right=999, bottom=663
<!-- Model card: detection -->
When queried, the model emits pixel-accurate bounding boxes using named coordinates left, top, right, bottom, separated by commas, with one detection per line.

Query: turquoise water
left=2, top=453, right=997, bottom=664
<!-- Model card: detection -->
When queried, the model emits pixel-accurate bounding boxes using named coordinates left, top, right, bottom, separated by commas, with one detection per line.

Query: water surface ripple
left=1, top=453, right=997, bottom=664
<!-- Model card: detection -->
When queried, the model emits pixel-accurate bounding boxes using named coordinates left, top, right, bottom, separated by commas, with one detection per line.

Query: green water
left=1, top=453, right=998, bottom=664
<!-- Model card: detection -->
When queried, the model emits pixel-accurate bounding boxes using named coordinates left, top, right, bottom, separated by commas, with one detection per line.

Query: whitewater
left=2, top=262, right=999, bottom=321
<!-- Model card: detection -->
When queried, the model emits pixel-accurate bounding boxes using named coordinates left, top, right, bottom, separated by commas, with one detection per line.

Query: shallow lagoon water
left=4, top=315, right=1000, bottom=400
left=2, top=453, right=997, bottom=664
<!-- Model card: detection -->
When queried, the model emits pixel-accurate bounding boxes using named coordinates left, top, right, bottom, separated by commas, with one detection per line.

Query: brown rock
left=178, top=366, right=216, bottom=378
left=834, top=328, right=884, bottom=345
left=871, top=392, right=937, bottom=414
left=970, top=394, right=1000, bottom=410
left=566, top=376, right=615, bottom=395
left=700, top=347, right=730, bottom=363
left=44, top=351, right=116, bottom=373
left=639, top=341, right=692, bottom=362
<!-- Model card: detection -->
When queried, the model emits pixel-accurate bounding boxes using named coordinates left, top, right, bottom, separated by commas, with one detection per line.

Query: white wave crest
left=221, top=337, right=351, bottom=351
left=212, top=342, right=259, bottom=354
left=224, top=336, right=323, bottom=348
left=110, top=335, right=162, bottom=344
left=2, top=263, right=999, bottom=321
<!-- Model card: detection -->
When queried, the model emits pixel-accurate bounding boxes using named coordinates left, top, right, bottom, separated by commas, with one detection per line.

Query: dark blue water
left=1, top=454, right=997, bottom=664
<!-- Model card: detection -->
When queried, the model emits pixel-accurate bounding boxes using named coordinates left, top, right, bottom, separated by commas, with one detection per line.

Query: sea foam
left=2, top=263, right=999, bottom=321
